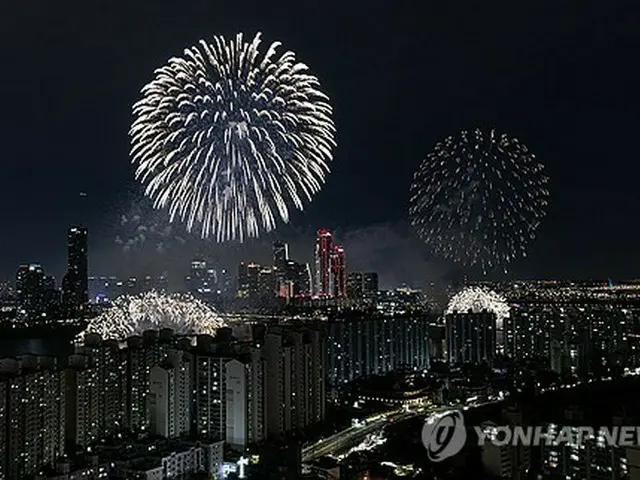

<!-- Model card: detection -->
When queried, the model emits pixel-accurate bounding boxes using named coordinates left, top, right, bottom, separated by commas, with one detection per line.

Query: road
left=301, top=400, right=504, bottom=462
left=302, top=409, right=416, bottom=462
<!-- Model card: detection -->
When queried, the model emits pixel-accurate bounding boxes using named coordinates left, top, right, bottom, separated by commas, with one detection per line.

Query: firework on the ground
left=130, top=32, right=336, bottom=242
left=410, top=129, right=549, bottom=273
left=78, top=291, right=225, bottom=341
left=446, top=286, right=510, bottom=328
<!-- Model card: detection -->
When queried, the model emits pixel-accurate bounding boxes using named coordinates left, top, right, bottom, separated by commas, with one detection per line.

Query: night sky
left=1, top=1, right=639, bottom=285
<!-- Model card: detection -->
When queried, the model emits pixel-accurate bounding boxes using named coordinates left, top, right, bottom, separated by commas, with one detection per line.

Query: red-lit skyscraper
left=331, top=245, right=346, bottom=297
left=314, top=229, right=332, bottom=296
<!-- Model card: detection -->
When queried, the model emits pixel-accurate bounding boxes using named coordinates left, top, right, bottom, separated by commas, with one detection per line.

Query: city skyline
left=1, top=2, right=640, bottom=281
left=4, top=3, right=640, bottom=479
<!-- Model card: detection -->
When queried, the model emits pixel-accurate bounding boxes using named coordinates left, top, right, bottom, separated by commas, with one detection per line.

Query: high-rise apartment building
left=324, top=315, right=430, bottom=386
left=0, top=357, right=65, bottom=479
left=67, top=336, right=127, bottom=448
left=194, top=353, right=226, bottom=439
left=148, top=353, right=192, bottom=439
left=480, top=407, right=531, bottom=479
left=225, top=349, right=265, bottom=450
left=446, top=310, right=497, bottom=365
left=194, top=346, right=265, bottom=448
left=263, top=327, right=325, bottom=438
left=125, top=332, right=174, bottom=431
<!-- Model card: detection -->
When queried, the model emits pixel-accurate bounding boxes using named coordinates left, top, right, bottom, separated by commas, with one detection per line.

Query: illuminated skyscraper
left=273, top=242, right=289, bottom=295
left=362, top=272, right=379, bottom=299
left=15, top=264, right=46, bottom=315
left=347, top=272, right=363, bottom=299
left=185, top=260, right=219, bottom=304
left=330, top=245, right=346, bottom=298
left=286, top=260, right=312, bottom=298
left=314, top=229, right=332, bottom=296
left=247, top=263, right=261, bottom=300
left=62, top=227, right=88, bottom=313
left=237, top=262, right=249, bottom=298
left=273, top=242, right=289, bottom=274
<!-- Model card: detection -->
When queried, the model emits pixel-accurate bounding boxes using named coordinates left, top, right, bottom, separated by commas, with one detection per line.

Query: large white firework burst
left=130, top=32, right=336, bottom=242
left=446, top=286, right=510, bottom=328
left=79, top=291, right=225, bottom=341
left=409, top=129, right=549, bottom=273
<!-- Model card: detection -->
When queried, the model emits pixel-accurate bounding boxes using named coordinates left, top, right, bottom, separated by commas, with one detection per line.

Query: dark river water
left=0, top=336, right=75, bottom=359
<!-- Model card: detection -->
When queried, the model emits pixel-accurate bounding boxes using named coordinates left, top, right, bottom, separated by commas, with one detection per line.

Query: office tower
left=225, top=349, right=265, bottom=449
left=263, top=326, right=325, bottom=437
left=0, top=281, right=12, bottom=301
left=62, top=227, right=88, bottom=313
left=286, top=260, right=312, bottom=298
left=324, top=316, right=430, bottom=386
left=185, top=260, right=218, bottom=303
left=330, top=245, right=346, bottom=298
left=88, top=276, right=111, bottom=303
left=1, top=357, right=65, bottom=479
left=347, top=272, right=364, bottom=299
left=446, top=310, right=497, bottom=365
left=273, top=242, right=289, bottom=278
left=273, top=242, right=290, bottom=297
left=362, top=272, right=379, bottom=299
left=67, top=336, right=127, bottom=448
left=258, top=267, right=276, bottom=302
left=347, top=272, right=379, bottom=302
left=148, top=353, right=192, bottom=438
left=246, top=263, right=261, bottom=300
left=15, top=263, right=46, bottom=315
left=237, top=262, right=249, bottom=298
left=314, top=229, right=332, bottom=296
left=217, top=268, right=232, bottom=297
